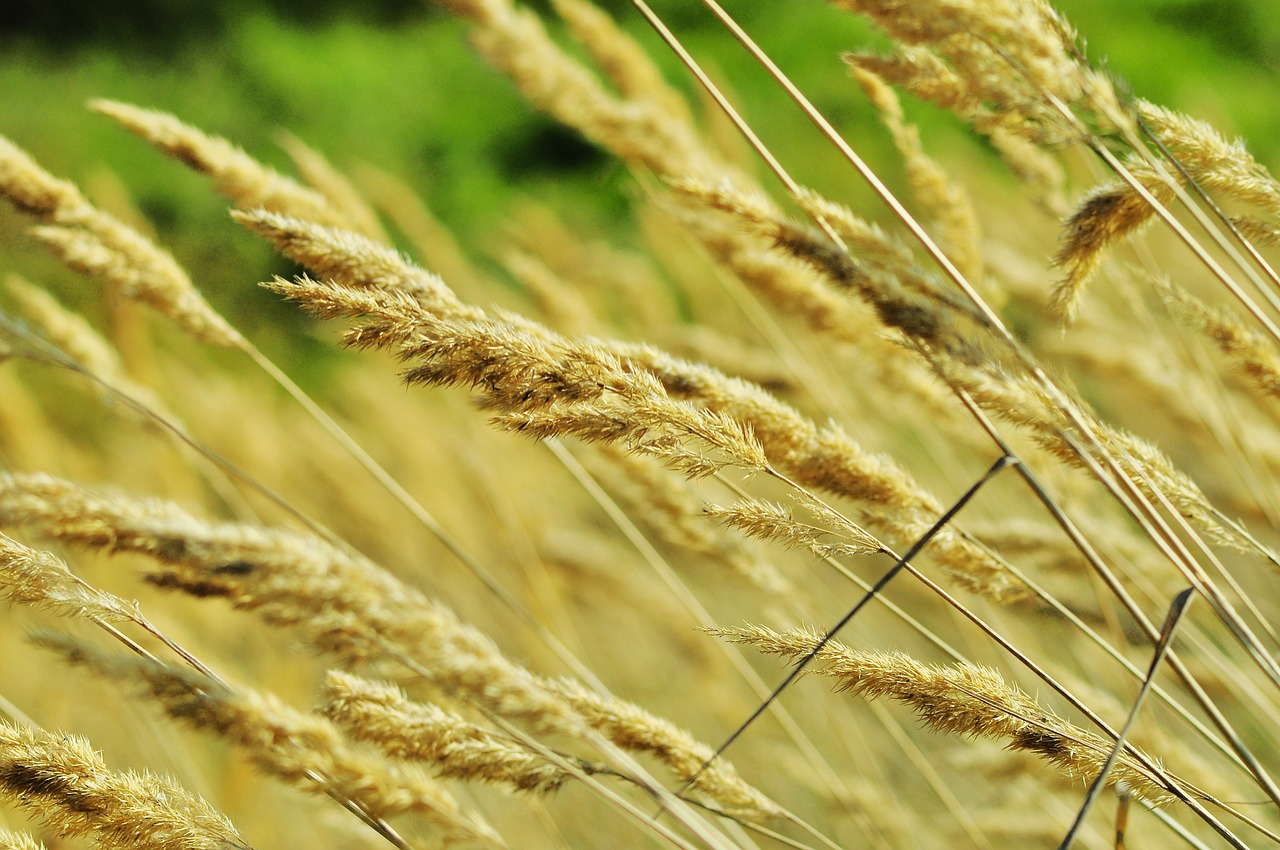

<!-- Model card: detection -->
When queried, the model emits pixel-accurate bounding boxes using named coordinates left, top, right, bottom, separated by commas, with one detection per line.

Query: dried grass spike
left=0, top=136, right=86, bottom=218
left=678, top=179, right=975, bottom=356
left=39, top=634, right=505, bottom=848
left=1052, top=173, right=1169, bottom=321
left=0, top=138, right=242, bottom=348
left=590, top=445, right=793, bottom=597
left=706, top=498, right=879, bottom=560
left=714, top=625, right=1177, bottom=806
left=546, top=677, right=781, bottom=818
left=834, top=0, right=1131, bottom=143
left=852, top=67, right=984, bottom=287
left=1157, top=280, right=1280, bottom=400
left=844, top=49, right=978, bottom=124
left=0, top=531, right=143, bottom=625
left=275, top=130, right=387, bottom=240
left=232, top=209, right=472, bottom=314
left=354, top=162, right=490, bottom=290
left=8, top=275, right=123, bottom=381
left=0, top=720, right=251, bottom=850
left=550, top=0, right=691, bottom=125
left=453, top=0, right=716, bottom=178
left=7, top=275, right=172, bottom=418
left=90, top=100, right=347, bottom=229
left=1138, top=99, right=1280, bottom=217
left=322, top=671, right=569, bottom=794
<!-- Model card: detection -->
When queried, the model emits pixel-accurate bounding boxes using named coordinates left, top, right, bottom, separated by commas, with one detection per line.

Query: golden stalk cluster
left=0, top=0, right=1277, bottom=848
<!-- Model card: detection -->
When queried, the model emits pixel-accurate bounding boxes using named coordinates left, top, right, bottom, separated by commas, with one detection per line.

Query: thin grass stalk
left=1058, top=589, right=1194, bottom=850
left=1136, top=115, right=1280, bottom=297
left=624, top=0, right=845, bottom=250
left=666, top=1, right=1280, bottom=813
left=544, top=440, right=854, bottom=834
left=1027, top=100, right=1280, bottom=694
left=38, top=633, right=501, bottom=849
left=952, top=391, right=1280, bottom=815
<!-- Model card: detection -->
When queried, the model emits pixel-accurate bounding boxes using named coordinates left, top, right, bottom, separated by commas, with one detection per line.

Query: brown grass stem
left=546, top=439, right=855, bottom=819
left=1059, top=588, right=1194, bottom=850
left=624, top=0, right=845, bottom=251
left=676, top=0, right=1280, bottom=714
left=952, top=390, right=1280, bottom=817
left=679, top=454, right=1016, bottom=800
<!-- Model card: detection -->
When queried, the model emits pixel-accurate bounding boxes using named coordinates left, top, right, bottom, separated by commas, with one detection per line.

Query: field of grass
left=0, top=1, right=1278, bottom=849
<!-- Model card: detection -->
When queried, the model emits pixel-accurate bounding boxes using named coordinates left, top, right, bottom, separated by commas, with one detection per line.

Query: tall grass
left=0, top=1, right=1278, bottom=848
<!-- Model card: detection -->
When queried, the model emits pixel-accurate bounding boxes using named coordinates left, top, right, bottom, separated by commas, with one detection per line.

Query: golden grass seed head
left=0, top=720, right=251, bottom=850
left=322, top=671, right=570, bottom=795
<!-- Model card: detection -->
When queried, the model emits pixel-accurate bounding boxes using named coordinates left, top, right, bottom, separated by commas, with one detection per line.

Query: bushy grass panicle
left=0, top=721, right=250, bottom=850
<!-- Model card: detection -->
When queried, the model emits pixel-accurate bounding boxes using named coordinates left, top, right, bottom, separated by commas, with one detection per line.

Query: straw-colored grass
left=0, top=2, right=1277, bottom=849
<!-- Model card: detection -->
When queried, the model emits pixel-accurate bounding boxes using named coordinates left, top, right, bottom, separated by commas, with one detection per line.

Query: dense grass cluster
left=0, top=1, right=1278, bottom=849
